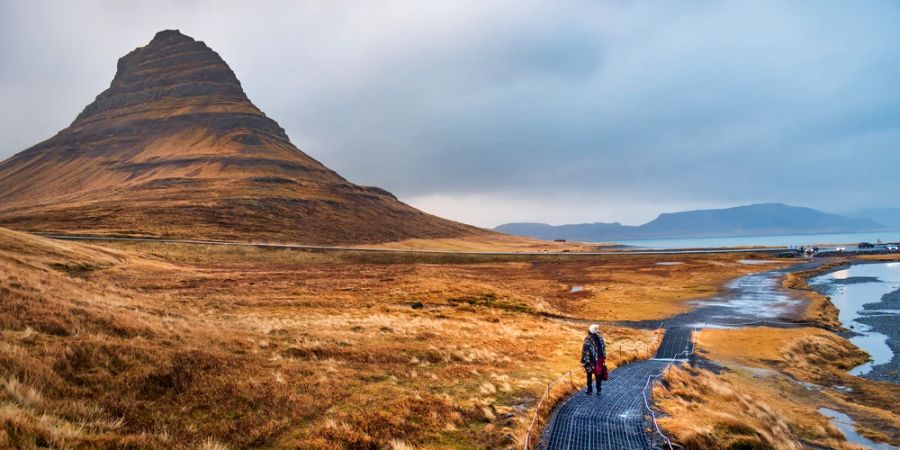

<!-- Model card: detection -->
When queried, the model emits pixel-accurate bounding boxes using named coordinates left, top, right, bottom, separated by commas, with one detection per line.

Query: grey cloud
left=1, top=0, right=899, bottom=227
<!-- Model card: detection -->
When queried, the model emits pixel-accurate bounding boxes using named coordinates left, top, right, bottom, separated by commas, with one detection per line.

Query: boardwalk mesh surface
left=653, top=327, right=693, bottom=359
left=542, top=328, right=693, bottom=450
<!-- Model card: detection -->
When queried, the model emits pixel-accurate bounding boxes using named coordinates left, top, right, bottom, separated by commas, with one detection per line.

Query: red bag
left=595, top=357, right=609, bottom=381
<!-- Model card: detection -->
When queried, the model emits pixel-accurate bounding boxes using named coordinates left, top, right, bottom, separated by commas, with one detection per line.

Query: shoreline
left=806, top=261, right=900, bottom=383
left=850, top=287, right=900, bottom=383
left=781, top=259, right=847, bottom=329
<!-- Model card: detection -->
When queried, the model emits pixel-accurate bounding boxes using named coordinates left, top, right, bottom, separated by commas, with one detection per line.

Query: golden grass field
left=361, top=234, right=604, bottom=253
left=655, top=326, right=900, bottom=449
left=0, top=227, right=795, bottom=449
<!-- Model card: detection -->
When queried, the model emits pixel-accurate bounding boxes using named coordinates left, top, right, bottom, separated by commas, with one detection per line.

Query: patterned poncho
left=581, top=333, right=606, bottom=367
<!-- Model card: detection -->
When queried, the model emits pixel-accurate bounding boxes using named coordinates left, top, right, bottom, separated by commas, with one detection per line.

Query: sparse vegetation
left=0, top=228, right=784, bottom=448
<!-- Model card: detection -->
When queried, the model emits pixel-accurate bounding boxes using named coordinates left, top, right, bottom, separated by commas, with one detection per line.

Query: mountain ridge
left=495, top=203, right=888, bottom=242
left=0, top=30, right=487, bottom=245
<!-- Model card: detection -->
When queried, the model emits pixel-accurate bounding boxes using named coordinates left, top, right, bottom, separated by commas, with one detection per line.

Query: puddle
left=809, top=263, right=900, bottom=376
left=569, top=286, right=584, bottom=293
left=859, top=309, right=900, bottom=315
left=818, top=408, right=896, bottom=449
left=655, top=262, right=684, bottom=266
left=738, top=259, right=777, bottom=265
left=847, top=331, right=892, bottom=376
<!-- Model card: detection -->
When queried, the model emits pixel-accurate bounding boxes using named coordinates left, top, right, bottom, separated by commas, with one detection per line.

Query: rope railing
left=521, top=367, right=579, bottom=449
left=641, top=330, right=696, bottom=450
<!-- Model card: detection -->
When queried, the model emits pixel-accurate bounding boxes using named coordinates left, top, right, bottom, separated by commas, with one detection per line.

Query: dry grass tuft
left=655, top=364, right=806, bottom=449
left=2, top=378, right=42, bottom=409
left=665, top=326, right=900, bottom=449
left=198, top=437, right=230, bottom=450
left=389, top=438, right=417, bottom=450
left=696, top=326, right=867, bottom=371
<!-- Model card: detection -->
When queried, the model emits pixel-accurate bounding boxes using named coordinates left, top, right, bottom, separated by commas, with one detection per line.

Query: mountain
left=495, top=203, right=887, bottom=242
left=0, top=30, right=485, bottom=245
left=850, top=208, right=900, bottom=228
left=636, top=203, right=884, bottom=237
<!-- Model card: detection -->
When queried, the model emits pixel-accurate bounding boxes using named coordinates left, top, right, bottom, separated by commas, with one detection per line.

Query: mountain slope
left=0, top=30, right=485, bottom=245
left=495, top=203, right=886, bottom=242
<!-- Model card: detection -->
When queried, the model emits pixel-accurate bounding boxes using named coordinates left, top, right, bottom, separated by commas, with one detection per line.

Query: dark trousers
left=585, top=367, right=601, bottom=393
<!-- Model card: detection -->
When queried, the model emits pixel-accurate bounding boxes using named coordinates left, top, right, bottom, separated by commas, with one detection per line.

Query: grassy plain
left=360, top=234, right=603, bottom=253
left=0, top=228, right=788, bottom=448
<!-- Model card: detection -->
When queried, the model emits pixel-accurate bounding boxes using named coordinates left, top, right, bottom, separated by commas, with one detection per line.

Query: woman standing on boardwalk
left=581, top=324, right=608, bottom=395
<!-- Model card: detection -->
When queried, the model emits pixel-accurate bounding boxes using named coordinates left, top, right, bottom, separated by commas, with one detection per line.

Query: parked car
left=888, top=245, right=899, bottom=252
left=858, top=242, right=875, bottom=249
left=835, top=247, right=846, bottom=252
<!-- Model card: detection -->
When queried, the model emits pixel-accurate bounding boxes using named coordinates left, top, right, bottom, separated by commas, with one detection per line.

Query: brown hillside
left=0, top=30, right=486, bottom=245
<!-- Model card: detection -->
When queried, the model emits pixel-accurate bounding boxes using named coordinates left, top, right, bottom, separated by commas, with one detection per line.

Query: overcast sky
left=2, top=1, right=899, bottom=227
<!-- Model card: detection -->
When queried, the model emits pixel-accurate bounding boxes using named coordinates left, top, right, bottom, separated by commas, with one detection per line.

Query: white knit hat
left=588, top=324, right=600, bottom=334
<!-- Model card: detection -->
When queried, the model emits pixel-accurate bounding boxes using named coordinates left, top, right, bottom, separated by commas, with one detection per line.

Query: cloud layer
left=2, top=0, right=898, bottom=227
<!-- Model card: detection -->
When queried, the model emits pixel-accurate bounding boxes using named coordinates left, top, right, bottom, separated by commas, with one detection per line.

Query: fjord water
left=810, top=263, right=900, bottom=376
left=617, top=231, right=900, bottom=249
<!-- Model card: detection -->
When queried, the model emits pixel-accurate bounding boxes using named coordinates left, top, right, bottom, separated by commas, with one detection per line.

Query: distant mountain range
left=495, top=203, right=890, bottom=242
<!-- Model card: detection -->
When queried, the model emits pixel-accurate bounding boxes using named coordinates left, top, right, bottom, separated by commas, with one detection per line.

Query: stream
left=809, top=262, right=900, bottom=380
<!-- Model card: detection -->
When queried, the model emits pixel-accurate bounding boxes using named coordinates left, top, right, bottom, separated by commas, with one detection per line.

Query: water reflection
left=810, top=263, right=900, bottom=376
left=818, top=408, right=896, bottom=450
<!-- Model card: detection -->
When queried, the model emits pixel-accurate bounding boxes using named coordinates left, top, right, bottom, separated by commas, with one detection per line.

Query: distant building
left=554, top=238, right=567, bottom=242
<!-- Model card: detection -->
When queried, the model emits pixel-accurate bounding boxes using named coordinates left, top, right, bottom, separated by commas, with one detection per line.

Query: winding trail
left=541, top=329, right=693, bottom=450
left=541, top=261, right=828, bottom=450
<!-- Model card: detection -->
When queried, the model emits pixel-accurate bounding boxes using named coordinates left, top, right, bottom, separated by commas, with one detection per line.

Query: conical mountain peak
left=148, top=29, right=195, bottom=45
left=74, top=30, right=250, bottom=127
left=0, top=30, right=483, bottom=245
